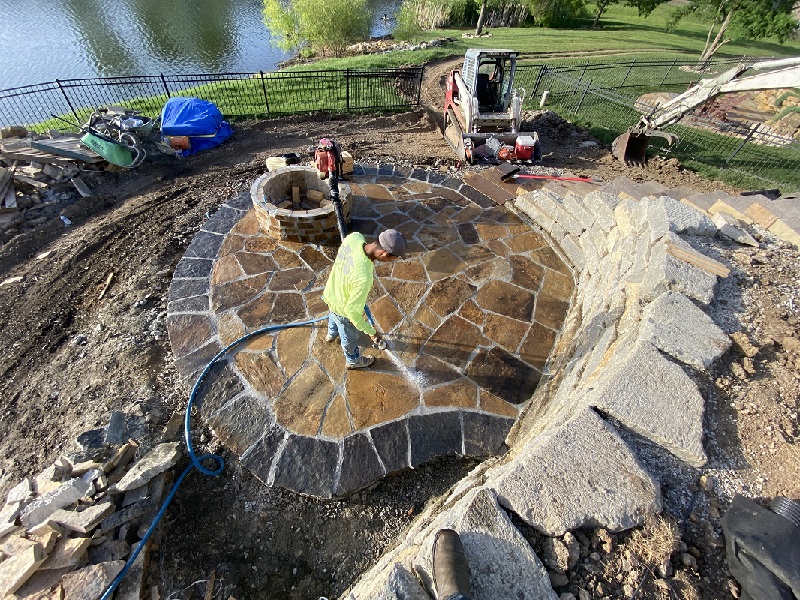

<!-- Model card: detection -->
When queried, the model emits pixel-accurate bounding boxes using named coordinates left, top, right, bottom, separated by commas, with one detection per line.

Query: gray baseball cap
left=378, top=229, right=407, bottom=257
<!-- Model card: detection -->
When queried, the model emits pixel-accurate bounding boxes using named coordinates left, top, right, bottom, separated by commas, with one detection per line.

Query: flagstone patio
left=166, top=164, right=573, bottom=498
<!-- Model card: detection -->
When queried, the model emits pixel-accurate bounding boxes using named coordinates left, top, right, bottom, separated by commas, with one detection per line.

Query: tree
left=668, top=0, right=799, bottom=65
left=591, top=0, right=666, bottom=29
left=262, top=0, right=373, bottom=57
left=476, top=0, right=488, bottom=34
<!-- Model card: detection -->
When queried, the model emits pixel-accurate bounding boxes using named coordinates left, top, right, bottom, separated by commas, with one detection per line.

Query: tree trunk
left=592, top=0, right=613, bottom=29
left=476, top=0, right=488, bottom=35
left=699, top=7, right=735, bottom=67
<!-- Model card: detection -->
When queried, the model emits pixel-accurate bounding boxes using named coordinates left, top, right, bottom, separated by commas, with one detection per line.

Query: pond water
left=0, top=0, right=400, bottom=90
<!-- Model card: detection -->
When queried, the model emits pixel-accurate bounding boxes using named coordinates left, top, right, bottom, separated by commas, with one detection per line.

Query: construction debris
left=0, top=421, right=175, bottom=600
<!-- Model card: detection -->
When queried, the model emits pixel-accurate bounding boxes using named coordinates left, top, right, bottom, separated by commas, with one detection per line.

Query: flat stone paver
left=167, top=165, right=573, bottom=498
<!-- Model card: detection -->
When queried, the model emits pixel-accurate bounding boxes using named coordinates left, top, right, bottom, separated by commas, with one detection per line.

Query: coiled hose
left=100, top=314, right=330, bottom=600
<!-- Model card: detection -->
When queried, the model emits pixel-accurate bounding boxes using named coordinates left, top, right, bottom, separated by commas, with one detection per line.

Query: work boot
left=433, top=529, right=472, bottom=600
left=346, top=355, right=374, bottom=370
left=324, top=332, right=338, bottom=343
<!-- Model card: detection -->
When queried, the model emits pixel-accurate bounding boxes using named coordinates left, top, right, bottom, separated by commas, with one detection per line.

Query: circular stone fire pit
left=251, top=165, right=352, bottom=243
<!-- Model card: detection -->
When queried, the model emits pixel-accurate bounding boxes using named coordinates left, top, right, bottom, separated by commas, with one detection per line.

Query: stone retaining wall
left=344, top=186, right=734, bottom=598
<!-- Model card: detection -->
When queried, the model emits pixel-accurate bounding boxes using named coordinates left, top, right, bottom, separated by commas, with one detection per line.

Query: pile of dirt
left=0, top=58, right=797, bottom=599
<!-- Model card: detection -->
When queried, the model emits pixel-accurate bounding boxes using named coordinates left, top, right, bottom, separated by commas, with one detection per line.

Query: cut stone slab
left=50, top=501, right=115, bottom=534
left=640, top=241, right=719, bottom=305
left=61, top=560, right=125, bottom=600
left=584, top=340, right=707, bottom=467
left=5, top=478, right=32, bottom=505
left=0, top=543, right=46, bottom=596
left=112, top=442, right=180, bottom=493
left=40, top=536, right=92, bottom=570
left=646, top=196, right=716, bottom=240
left=20, top=479, right=93, bottom=529
left=344, top=562, right=431, bottom=600
left=712, top=211, right=759, bottom=247
left=488, top=408, right=661, bottom=536
left=415, top=489, right=557, bottom=600
left=0, top=501, right=21, bottom=537
left=638, top=291, right=732, bottom=370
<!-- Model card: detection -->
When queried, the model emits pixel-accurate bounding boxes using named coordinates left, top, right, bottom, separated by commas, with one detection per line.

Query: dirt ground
left=0, top=57, right=798, bottom=600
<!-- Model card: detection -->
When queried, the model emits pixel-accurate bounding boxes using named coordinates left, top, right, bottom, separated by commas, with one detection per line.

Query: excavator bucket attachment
left=612, top=128, right=680, bottom=167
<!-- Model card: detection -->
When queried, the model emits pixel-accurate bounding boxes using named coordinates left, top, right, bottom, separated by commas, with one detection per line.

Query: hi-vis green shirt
left=322, top=232, right=376, bottom=336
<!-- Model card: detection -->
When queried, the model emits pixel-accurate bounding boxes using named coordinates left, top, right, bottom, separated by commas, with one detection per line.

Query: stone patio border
left=344, top=184, right=734, bottom=598
left=166, top=163, right=548, bottom=499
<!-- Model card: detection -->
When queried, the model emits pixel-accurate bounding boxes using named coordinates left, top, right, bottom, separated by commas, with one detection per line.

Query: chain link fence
left=515, top=57, right=800, bottom=192
left=0, top=67, right=425, bottom=134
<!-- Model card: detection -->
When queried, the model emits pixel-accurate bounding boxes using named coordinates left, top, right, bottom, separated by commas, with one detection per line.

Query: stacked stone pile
left=0, top=440, right=179, bottom=600
left=343, top=175, right=753, bottom=599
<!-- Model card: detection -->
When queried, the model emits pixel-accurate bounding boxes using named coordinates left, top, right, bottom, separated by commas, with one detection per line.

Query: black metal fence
left=0, top=67, right=425, bottom=133
left=514, top=57, right=800, bottom=192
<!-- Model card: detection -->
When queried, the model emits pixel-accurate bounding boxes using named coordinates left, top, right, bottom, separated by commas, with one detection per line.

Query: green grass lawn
left=290, top=3, right=800, bottom=72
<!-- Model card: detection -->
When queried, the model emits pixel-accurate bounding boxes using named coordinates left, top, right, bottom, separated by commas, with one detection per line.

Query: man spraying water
left=322, top=228, right=407, bottom=369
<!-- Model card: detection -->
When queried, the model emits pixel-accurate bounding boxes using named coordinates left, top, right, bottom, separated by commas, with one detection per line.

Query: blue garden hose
left=100, top=314, right=329, bottom=600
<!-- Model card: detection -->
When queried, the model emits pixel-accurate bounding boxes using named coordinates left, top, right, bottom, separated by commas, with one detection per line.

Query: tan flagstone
left=452, top=205, right=483, bottom=224
left=347, top=371, right=420, bottom=429
left=421, top=248, right=466, bottom=281
left=464, top=257, right=512, bottom=287
left=416, top=226, right=460, bottom=251
left=389, top=320, right=433, bottom=367
left=370, top=295, right=404, bottom=333
left=234, top=353, right=284, bottom=396
left=541, top=269, right=575, bottom=300
left=402, top=181, right=432, bottom=194
left=379, top=279, right=427, bottom=316
left=312, top=331, right=347, bottom=383
left=272, top=247, right=305, bottom=269
left=360, top=184, right=394, bottom=201
left=519, top=322, right=557, bottom=370
left=534, top=293, right=570, bottom=330
left=276, top=326, right=312, bottom=379
left=217, top=312, right=246, bottom=349
left=231, top=210, right=261, bottom=236
left=475, top=223, right=509, bottom=243
left=424, top=380, right=478, bottom=408
left=212, top=254, right=245, bottom=285
left=458, top=299, right=485, bottom=327
left=212, top=273, right=269, bottom=312
left=243, top=236, right=278, bottom=254
left=530, top=246, right=570, bottom=274
left=321, top=394, right=352, bottom=438
left=509, top=255, right=545, bottom=291
left=487, top=238, right=511, bottom=257
left=236, top=252, right=279, bottom=276
left=505, top=231, right=548, bottom=253
left=235, top=292, right=275, bottom=328
left=392, top=261, right=428, bottom=282
left=476, top=280, right=536, bottom=322
left=484, top=312, right=529, bottom=352
left=479, top=390, right=520, bottom=418
left=275, top=363, right=333, bottom=435
left=306, top=290, right=329, bottom=317
left=424, top=315, right=487, bottom=369
left=220, top=233, right=245, bottom=256
left=426, top=276, right=474, bottom=317
left=414, top=304, right=441, bottom=330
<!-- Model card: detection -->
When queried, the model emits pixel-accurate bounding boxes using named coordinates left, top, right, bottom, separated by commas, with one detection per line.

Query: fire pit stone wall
left=250, top=165, right=352, bottom=243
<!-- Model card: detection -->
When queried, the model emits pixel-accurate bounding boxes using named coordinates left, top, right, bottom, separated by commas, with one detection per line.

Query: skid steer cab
left=443, top=49, right=541, bottom=164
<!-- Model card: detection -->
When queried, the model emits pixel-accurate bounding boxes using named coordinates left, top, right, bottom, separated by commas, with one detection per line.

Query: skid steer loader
left=613, top=56, right=800, bottom=166
left=443, top=49, right=541, bottom=164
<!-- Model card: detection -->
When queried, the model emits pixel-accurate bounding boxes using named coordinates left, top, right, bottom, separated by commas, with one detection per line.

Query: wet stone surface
left=166, top=167, right=573, bottom=498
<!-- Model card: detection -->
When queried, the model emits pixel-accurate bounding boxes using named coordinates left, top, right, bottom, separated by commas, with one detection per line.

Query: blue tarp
left=160, top=97, right=233, bottom=156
